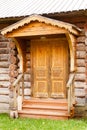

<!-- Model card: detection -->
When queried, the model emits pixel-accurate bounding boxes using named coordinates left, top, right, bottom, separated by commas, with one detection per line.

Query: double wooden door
left=31, top=38, right=69, bottom=98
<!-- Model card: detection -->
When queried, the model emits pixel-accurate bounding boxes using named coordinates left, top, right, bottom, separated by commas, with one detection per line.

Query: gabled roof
left=0, top=0, right=87, bottom=18
left=1, top=15, right=81, bottom=36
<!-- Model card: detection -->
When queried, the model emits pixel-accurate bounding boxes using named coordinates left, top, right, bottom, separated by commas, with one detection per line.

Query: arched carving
left=66, top=33, right=76, bottom=72
left=12, top=38, right=26, bottom=73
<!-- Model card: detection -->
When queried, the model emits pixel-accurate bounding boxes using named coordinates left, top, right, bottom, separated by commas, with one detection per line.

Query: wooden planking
left=0, top=95, right=9, bottom=103
left=0, top=74, right=9, bottom=81
left=0, top=35, right=10, bottom=113
left=0, top=88, right=9, bottom=95
left=0, top=103, right=9, bottom=110
left=19, top=99, right=70, bottom=120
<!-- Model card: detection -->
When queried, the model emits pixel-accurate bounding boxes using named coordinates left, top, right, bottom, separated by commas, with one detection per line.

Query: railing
left=12, top=73, right=24, bottom=111
left=67, top=72, right=75, bottom=113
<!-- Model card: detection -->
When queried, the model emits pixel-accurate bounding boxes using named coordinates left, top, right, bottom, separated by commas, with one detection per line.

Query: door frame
left=31, top=38, right=70, bottom=98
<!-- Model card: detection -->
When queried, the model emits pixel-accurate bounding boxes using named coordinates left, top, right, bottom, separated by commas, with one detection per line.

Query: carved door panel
left=31, top=40, right=49, bottom=98
left=50, top=40, right=69, bottom=98
left=31, top=39, right=69, bottom=98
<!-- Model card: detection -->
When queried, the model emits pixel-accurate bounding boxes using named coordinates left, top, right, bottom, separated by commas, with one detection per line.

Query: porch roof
left=1, top=15, right=81, bottom=36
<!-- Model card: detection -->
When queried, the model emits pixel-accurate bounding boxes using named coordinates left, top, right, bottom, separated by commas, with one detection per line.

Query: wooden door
left=50, top=40, right=69, bottom=98
left=31, top=40, right=49, bottom=98
left=31, top=38, right=69, bottom=98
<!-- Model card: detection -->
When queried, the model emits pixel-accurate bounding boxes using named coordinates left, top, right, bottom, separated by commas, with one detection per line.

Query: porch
left=1, top=15, right=81, bottom=120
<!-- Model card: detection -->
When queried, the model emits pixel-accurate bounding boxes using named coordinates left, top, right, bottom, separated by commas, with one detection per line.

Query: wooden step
left=18, top=98, right=70, bottom=120
left=22, top=104, right=68, bottom=111
left=23, top=98, right=68, bottom=106
left=19, top=113, right=68, bottom=120
left=19, top=109, right=69, bottom=116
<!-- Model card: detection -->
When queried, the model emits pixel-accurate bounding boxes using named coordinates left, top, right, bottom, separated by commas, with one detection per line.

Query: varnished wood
left=18, top=98, right=70, bottom=120
left=31, top=38, right=69, bottom=98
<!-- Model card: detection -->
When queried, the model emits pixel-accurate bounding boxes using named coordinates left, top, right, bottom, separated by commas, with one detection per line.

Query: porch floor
left=18, top=98, right=74, bottom=120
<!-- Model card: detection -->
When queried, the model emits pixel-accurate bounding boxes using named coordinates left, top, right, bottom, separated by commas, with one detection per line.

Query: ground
left=0, top=114, right=87, bottom=130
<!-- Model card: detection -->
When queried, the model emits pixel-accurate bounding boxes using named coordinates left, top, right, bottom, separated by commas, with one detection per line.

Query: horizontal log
left=24, top=88, right=31, bottom=96
left=85, top=38, right=87, bottom=45
left=74, top=81, right=86, bottom=88
left=75, top=74, right=86, bottom=81
left=76, top=51, right=86, bottom=59
left=9, top=70, right=18, bottom=78
left=76, top=59, right=85, bottom=67
left=26, top=61, right=31, bottom=67
left=0, top=68, right=9, bottom=74
left=0, top=54, right=9, bottom=61
left=9, top=55, right=17, bottom=64
left=0, top=81, right=10, bottom=87
left=0, top=74, right=9, bottom=81
left=0, top=88, right=9, bottom=95
left=0, top=95, right=9, bottom=103
left=24, top=74, right=31, bottom=81
left=9, top=42, right=16, bottom=49
left=77, top=67, right=86, bottom=73
left=25, top=68, right=31, bottom=74
left=76, top=43, right=85, bottom=51
left=9, top=64, right=17, bottom=71
left=0, top=42, right=8, bottom=48
left=26, top=53, right=31, bottom=60
left=0, top=61, right=9, bottom=68
left=0, top=110, right=9, bottom=113
left=9, top=77, right=16, bottom=83
left=0, top=48, right=9, bottom=54
left=0, top=103, right=9, bottom=110
left=20, top=88, right=31, bottom=96
left=75, top=88, right=85, bottom=97
left=75, top=97, right=85, bottom=106
left=20, top=82, right=31, bottom=88
left=24, top=96, right=31, bottom=99
left=77, top=36, right=85, bottom=43
left=10, top=49, right=17, bottom=55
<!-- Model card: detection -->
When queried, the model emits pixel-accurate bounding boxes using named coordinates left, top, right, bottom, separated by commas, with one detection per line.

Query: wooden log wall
left=73, top=25, right=87, bottom=117
left=17, top=40, right=31, bottom=99
left=54, top=15, right=87, bottom=116
left=72, top=20, right=87, bottom=116
left=0, top=34, right=10, bottom=113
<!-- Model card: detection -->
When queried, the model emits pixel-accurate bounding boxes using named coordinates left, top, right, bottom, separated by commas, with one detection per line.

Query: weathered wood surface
left=77, top=67, right=85, bottom=73
left=0, top=95, right=9, bottom=103
left=0, top=36, right=10, bottom=113
left=76, top=59, right=85, bottom=67
left=0, top=88, right=9, bottom=95
left=74, top=81, right=86, bottom=88
left=0, top=74, right=9, bottom=81
left=0, top=61, right=9, bottom=68
left=75, top=88, right=85, bottom=97
left=76, top=51, right=86, bottom=59
left=75, top=74, right=86, bottom=81
left=76, top=44, right=85, bottom=51
left=0, top=54, right=9, bottom=61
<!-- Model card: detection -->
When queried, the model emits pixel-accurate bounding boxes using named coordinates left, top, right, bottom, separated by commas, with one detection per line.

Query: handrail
left=12, top=74, right=23, bottom=87
left=11, top=73, right=24, bottom=111
left=67, top=72, right=75, bottom=113
left=67, top=73, right=75, bottom=88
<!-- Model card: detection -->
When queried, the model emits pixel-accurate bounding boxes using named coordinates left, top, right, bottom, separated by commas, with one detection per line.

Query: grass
left=0, top=114, right=87, bottom=130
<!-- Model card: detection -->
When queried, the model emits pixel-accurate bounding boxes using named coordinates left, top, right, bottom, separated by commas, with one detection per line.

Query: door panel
left=31, top=39, right=69, bottom=98
left=50, top=41, right=68, bottom=98
left=31, top=40, right=49, bottom=97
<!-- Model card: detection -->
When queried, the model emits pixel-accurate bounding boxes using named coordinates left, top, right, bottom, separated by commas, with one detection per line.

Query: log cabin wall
left=0, top=34, right=10, bottom=113
left=24, top=41, right=31, bottom=99
left=52, top=15, right=87, bottom=117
